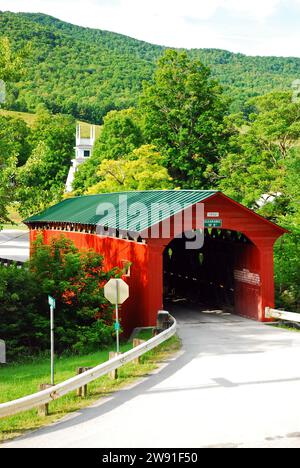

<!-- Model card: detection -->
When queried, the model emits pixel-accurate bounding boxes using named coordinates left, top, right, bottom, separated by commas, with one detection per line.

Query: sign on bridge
left=205, top=219, right=223, bottom=228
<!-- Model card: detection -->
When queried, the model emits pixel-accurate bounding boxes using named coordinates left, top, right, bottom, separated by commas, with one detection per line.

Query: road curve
left=0, top=230, right=29, bottom=262
left=3, top=305, right=300, bottom=448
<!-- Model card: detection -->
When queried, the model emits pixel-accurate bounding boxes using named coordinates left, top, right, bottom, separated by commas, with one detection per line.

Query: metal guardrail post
left=38, top=384, right=53, bottom=417
left=76, top=367, right=93, bottom=397
left=157, top=310, right=171, bottom=331
left=109, top=352, right=121, bottom=380
left=132, top=339, right=146, bottom=364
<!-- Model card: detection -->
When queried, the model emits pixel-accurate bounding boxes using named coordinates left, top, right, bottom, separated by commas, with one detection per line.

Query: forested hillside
left=1, top=11, right=300, bottom=122
left=0, top=14, right=299, bottom=314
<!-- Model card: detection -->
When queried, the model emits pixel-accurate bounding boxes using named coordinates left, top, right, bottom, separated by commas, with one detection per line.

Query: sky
left=1, top=0, right=300, bottom=57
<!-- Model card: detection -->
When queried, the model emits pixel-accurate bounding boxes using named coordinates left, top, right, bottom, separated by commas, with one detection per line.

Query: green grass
left=79, top=120, right=101, bottom=139
left=1, top=225, right=28, bottom=231
left=0, top=109, right=101, bottom=138
left=0, top=333, right=181, bottom=443
left=133, top=328, right=154, bottom=341
left=1, top=206, right=28, bottom=231
left=269, top=322, right=300, bottom=332
left=0, top=109, right=38, bottom=126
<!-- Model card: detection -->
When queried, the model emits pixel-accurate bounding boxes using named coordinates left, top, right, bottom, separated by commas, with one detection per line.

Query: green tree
left=0, top=37, right=23, bottom=82
left=0, top=262, right=41, bottom=359
left=274, top=149, right=300, bottom=312
left=16, top=111, right=75, bottom=216
left=0, top=38, right=26, bottom=225
left=30, top=109, right=75, bottom=173
left=0, top=235, right=123, bottom=359
left=0, top=116, right=32, bottom=224
left=3, top=12, right=300, bottom=120
left=73, top=108, right=144, bottom=194
left=30, top=235, right=119, bottom=354
left=0, top=115, right=32, bottom=166
left=140, top=50, right=232, bottom=188
left=218, top=91, right=300, bottom=210
left=16, top=142, right=57, bottom=216
left=218, top=91, right=300, bottom=312
left=88, top=145, right=172, bottom=194
left=0, top=156, right=16, bottom=225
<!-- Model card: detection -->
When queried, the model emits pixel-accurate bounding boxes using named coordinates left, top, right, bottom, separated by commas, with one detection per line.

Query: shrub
left=0, top=235, right=123, bottom=360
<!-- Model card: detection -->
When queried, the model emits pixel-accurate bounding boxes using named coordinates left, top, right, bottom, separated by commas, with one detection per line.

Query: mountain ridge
left=7, top=11, right=300, bottom=60
left=1, top=11, right=299, bottom=122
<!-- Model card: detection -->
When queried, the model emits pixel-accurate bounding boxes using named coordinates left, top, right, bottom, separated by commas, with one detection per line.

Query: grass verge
left=1, top=224, right=28, bottom=231
left=269, top=322, right=300, bottom=332
left=1, top=206, right=28, bottom=231
left=0, top=333, right=181, bottom=443
left=0, top=109, right=101, bottom=138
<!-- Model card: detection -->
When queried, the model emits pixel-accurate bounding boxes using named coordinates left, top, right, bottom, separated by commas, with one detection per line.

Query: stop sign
left=104, top=279, right=129, bottom=305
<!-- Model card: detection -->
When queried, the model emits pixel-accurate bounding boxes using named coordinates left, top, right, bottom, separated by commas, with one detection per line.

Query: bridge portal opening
left=163, top=229, right=257, bottom=317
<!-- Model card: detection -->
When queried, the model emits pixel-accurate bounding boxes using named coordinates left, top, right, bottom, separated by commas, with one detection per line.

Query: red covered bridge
left=25, top=190, right=287, bottom=334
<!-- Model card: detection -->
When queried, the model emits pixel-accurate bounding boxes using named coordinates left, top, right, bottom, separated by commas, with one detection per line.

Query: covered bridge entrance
left=25, top=191, right=287, bottom=334
left=163, top=229, right=251, bottom=314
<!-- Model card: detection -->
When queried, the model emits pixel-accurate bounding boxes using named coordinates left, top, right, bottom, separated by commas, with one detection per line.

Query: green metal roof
left=24, top=190, right=218, bottom=233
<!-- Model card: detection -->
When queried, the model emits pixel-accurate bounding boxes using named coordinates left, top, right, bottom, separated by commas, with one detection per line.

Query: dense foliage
left=0, top=36, right=23, bottom=82
left=87, top=145, right=172, bottom=193
left=0, top=236, right=122, bottom=360
left=0, top=37, right=25, bottom=225
left=218, top=92, right=300, bottom=311
left=73, top=108, right=144, bottom=193
left=0, top=25, right=298, bottom=322
left=74, top=55, right=300, bottom=312
left=16, top=109, right=75, bottom=217
left=0, top=108, right=74, bottom=219
left=0, top=12, right=161, bottom=122
left=141, top=50, right=232, bottom=188
left=1, top=12, right=300, bottom=121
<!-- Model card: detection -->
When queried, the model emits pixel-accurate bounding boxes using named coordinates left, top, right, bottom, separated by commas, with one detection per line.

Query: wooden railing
left=265, top=307, right=300, bottom=323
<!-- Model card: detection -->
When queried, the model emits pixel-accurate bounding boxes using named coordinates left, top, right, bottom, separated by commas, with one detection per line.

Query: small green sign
left=205, top=219, right=223, bottom=228
left=48, top=296, right=56, bottom=309
left=114, top=322, right=120, bottom=331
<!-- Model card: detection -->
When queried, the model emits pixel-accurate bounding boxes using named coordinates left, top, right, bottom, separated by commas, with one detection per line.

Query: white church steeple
left=66, top=124, right=96, bottom=193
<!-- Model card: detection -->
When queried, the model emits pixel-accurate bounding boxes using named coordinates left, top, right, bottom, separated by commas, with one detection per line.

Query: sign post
left=48, top=296, right=56, bottom=386
left=104, top=279, right=129, bottom=353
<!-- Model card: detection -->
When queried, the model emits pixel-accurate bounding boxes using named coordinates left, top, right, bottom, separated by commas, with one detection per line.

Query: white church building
left=66, top=124, right=96, bottom=192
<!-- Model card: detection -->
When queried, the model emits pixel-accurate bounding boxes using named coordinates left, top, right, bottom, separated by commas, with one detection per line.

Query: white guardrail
left=0, top=316, right=177, bottom=419
left=265, top=307, right=300, bottom=323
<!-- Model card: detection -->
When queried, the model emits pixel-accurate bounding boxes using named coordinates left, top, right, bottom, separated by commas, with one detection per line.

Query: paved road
left=0, top=230, right=29, bottom=262
left=3, top=305, right=300, bottom=448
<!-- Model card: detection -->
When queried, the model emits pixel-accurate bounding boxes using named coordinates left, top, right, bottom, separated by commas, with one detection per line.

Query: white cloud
left=115, top=0, right=283, bottom=21
left=223, top=0, right=282, bottom=19
left=117, top=0, right=222, bottom=20
left=0, top=0, right=284, bottom=21
left=91, top=0, right=283, bottom=22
